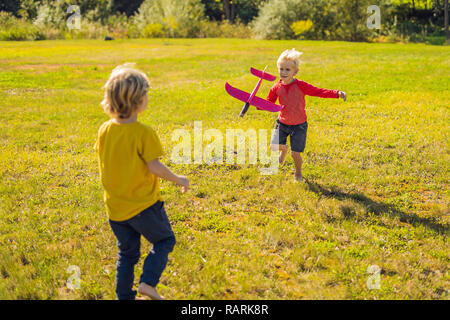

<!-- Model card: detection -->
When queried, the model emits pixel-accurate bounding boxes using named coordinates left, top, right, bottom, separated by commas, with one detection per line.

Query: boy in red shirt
left=268, top=49, right=347, bottom=181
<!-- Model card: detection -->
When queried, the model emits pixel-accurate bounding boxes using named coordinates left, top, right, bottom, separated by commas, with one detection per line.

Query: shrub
left=291, top=19, right=314, bottom=39
left=197, top=20, right=251, bottom=38
left=251, top=0, right=313, bottom=40
left=142, top=23, right=164, bottom=38
left=33, top=0, right=66, bottom=30
left=252, top=0, right=395, bottom=42
left=132, top=0, right=205, bottom=38
left=334, top=0, right=374, bottom=42
left=126, top=23, right=141, bottom=39
left=63, top=21, right=111, bottom=40
left=0, top=11, right=46, bottom=40
left=425, top=36, right=446, bottom=45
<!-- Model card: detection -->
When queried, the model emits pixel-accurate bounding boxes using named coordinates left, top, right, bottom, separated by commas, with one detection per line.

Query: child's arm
left=266, top=85, right=278, bottom=103
left=147, top=158, right=189, bottom=193
left=265, top=83, right=284, bottom=110
left=299, top=80, right=345, bottom=100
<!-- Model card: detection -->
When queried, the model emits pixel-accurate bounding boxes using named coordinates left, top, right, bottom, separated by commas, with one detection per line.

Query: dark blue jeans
left=109, top=200, right=176, bottom=300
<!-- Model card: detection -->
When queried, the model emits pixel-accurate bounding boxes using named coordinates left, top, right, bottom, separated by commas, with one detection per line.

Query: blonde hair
left=277, top=48, right=303, bottom=70
left=101, top=63, right=150, bottom=119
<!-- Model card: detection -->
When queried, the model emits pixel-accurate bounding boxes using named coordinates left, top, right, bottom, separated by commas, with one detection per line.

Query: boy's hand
left=338, top=91, right=347, bottom=102
left=147, top=159, right=189, bottom=193
left=177, top=175, right=189, bottom=193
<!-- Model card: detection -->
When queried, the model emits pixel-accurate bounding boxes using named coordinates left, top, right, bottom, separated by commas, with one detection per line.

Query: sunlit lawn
left=0, top=39, right=448, bottom=299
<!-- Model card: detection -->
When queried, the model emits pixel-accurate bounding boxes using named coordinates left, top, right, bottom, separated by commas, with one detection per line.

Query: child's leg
left=270, top=143, right=289, bottom=165
left=290, top=121, right=308, bottom=180
left=128, top=201, right=176, bottom=299
left=137, top=234, right=176, bottom=300
left=270, top=120, right=290, bottom=166
left=140, top=235, right=176, bottom=287
left=291, top=150, right=303, bottom=178
left=108, top=220, right=141, bottom=300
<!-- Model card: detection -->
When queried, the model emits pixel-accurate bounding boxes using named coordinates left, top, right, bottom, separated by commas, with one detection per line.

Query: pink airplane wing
left=225, top=82, right=251, bottom=103
left=250, top=67, right=277, bottom=81
left=225, top=82, right=282, bottom=112
left=250, top=95, right=283, bottom=112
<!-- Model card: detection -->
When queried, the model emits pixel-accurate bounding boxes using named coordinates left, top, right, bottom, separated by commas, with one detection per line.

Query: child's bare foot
left=294, top=174, right=303, bottom=182
left=138, top=282, right=165, bottom=300
left=135, top=296, right=147, bottom=300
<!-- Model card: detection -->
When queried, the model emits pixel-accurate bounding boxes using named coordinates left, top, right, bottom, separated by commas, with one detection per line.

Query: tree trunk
left=223, top=0, right=230, bottom=21
left=223, top=0, right=235, bottom=22
left=446, top=0, right=449, bottom=44
left=231, top=1, right=235, bottom=23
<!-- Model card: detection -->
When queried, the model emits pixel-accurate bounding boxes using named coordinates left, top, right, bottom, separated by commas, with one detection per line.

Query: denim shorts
left=270, top=120, right=308, bottom=152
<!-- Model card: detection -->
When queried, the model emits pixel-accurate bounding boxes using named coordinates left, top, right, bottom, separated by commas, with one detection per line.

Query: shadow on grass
left=304, top=178, right=449, bottom=235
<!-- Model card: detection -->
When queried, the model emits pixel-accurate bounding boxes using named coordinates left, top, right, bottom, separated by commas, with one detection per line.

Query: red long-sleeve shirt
left=267, top=79, right=339, bottom=125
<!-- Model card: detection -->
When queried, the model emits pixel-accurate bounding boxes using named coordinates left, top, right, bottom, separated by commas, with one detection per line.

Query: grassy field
left=0, top=39, right=448, bottom=300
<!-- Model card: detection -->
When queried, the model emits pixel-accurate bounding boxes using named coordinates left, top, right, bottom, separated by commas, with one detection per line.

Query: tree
left=0, top=0, right=22, bottom=17
left=335, top=0, right=374, bottom=41
left=252, top=0, right=313, bottom=39
left=28, top=0, right=114, bottom=27
left=446, top=0, right=449, bottom=43
left=133, top=0, right=205, bottom=37
left=235, top=0, right=267, bottom=24
left=17, top=0, right=41, bottom=20
left=201, top=0, right=223, bottom=20
left=222, top=0, right=235, bottom=22
left=201, top=0, right=266, bottom=23
left=110, top=0, right=144, bottom=17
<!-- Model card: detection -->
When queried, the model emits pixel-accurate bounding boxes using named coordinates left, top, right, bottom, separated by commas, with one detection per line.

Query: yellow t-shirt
left=94, top=119, right=164, bottom=222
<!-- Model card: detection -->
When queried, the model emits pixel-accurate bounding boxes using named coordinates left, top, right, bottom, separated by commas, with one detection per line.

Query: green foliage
left=17, top=0, right=41, bottom=20
left=291, top=19, right=314, bottom=38
left=425, top=35, right=446, bottom=45
left=0, top=11, right=45, bottom=40
left=234, top=0, right=268, bottom=24
left=201, top=0, right=267, bottom=24
left=197, top=20, right=251, bottom=38
left=32, top=0, right=66, bottom=29
left=142, top=23, right=165, bottom=38
left=307, top=0, right=340, bottom=40
left=133, top=0, right=206, bottom=37
left=251, top=0, right=341, bottom=40
left=0, top=0, right=22, bottom=17
left=109, top=0, right=144, bottom=17
left=252, top=0, right=402, bottom=42
left=252, top=0, right=311, bottom=39
left=334, top=0, right=374, bottom=42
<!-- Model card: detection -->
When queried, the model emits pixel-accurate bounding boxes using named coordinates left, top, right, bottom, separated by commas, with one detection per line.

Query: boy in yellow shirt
left=95, top=64, right=189, bottom=300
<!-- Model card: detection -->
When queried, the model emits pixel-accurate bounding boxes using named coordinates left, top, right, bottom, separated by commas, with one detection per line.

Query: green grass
left=0, top=39, right=449, bottom=300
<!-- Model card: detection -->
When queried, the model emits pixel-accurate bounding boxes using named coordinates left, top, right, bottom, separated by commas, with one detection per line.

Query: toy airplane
left=225, top=66, right=283, bottom=117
